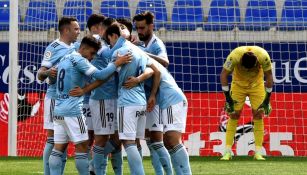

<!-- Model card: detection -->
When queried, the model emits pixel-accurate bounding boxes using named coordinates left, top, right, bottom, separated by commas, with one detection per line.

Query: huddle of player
left=38, top=11, right=192, bottom=175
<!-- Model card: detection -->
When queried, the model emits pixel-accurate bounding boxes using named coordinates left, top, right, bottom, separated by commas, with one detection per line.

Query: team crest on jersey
left=44, top=51, right=52, bottom=60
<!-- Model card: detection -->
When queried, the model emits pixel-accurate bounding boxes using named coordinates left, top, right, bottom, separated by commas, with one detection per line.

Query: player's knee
left=75, top=141, right=89, bottom=153
left=230, top=112, right=241, bottom=120
left=163, top=131, right=181, bottom=149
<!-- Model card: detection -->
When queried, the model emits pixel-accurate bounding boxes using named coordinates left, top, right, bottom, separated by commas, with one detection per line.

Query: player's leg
left=162, top=101, right=191, bottom=175
left=65, top=115, right=90, bottom=175
left=43, top=97, right=55, bottom=175
left=250, top=84, right=266, bottom=160
left=118, top=106, right=145, bottom=175
left=90, top=99, right=112, bottom=175
left=49, top=116, right=69, bottom=175
left=83, top=103, right=95, bottom=174
left=147, top=105, right=172, bottom=175
left=221, top=83, right=246, bottom=160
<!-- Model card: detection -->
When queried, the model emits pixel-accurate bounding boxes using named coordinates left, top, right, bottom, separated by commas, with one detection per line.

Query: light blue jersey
left=138, top=34, right=167, bottom=58
left=90, top=38, right=118, bottom=100
left=41, top=39, right=76, bottom=99
left=54, top=51, right=117, bottom=117
left=156, top=63, right=186, bottom=109
left=111, top=37, right=152, bottom=107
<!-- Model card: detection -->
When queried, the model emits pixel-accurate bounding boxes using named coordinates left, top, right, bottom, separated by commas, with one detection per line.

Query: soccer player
left=131, top=11, right=172, bottom=175
left=48, top=35, right=131, bottom=175
left=220, top=46, right=273, bottom=160
left=123, top=60, right=192, bottom=175
left=106, top=24, right=161, bottom=175
left=86, top=15, right=123, bottom=175
left=38, top=16, right=80, bottom=175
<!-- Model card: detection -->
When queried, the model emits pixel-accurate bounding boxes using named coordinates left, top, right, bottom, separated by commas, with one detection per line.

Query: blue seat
left=136, top=0, right=167, bottom=30
left=239, top=0, right=277, bottom=31
left=0, top=1, right=10, bottom=31
left=278, top=0, right=307, bottom=31
left=203, top=0, right=240, bottom=31
left=22, top=1, right=58, bottom=31
left=63, top=1, right=92, bottom=30
left=100, top=0, right=130, bottom=19
left=167, top=0, right=204, bottom=30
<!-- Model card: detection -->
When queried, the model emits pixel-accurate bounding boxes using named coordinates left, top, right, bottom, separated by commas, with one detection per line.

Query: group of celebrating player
left=38, top=11, right=192, bottom=175
left=38, top=8, right=274, bottom=175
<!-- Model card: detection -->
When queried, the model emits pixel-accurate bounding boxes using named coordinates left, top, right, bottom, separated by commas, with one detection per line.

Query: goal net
left=1, top=0, right=306, bottom=161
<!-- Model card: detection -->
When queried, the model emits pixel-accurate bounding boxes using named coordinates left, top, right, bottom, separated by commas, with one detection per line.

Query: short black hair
left=87, top=14, right=105, bottom=30
left=105, top=24, right=121, bottom=43
left=117, top=18, right=133, bottom=34
left=58, top=16, right=78, bottom=32
left=242, top=52, right=257, bottom=69
left=80, top=35, right=101, bottom=51
left=102, top=17, right=116, bottom=28
left=133, top=11, right=154, bottom=24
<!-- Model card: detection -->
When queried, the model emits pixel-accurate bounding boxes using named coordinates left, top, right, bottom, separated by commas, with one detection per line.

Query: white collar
left=56, top=38, right=73, bottom=48
left=146, top=34, right=156, bottom=49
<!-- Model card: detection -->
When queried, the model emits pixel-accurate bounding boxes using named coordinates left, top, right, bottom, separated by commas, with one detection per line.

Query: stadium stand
left=63, top=0, right=93, bottom=30
left=0, top=1, right=11, bottom=31
left=21, top=0, right=58, bottom=31
left=239, top=0, right=277, bottom=31
left=135, top=0, right=168, bottom=30
left=203, top=0, right=240, bottom=31
left=278, top=0, right=307, bottom=31
left=100, top=0, right=131, bottom=19
left=167, top=0, right=204, bottom=31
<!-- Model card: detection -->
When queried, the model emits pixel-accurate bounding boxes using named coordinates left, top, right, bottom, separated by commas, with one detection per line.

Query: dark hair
left=242, top=52, right=257, bottom=69
left=102, top=17, right=116, bottom=28
left=117, top=18, right=133, bottom=34
left=80, top=35, right=101, bottom=51
left=87, top=14, right=105, bottom=30
left=105, top=24, right=121, bottom=43
left=58, top=16, right=78, bottom=32
left=133, top=11, right=154, bottom=24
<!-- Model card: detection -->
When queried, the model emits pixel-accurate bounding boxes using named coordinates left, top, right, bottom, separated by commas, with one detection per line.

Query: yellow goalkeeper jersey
left=223, top=46, right=272, bottom=88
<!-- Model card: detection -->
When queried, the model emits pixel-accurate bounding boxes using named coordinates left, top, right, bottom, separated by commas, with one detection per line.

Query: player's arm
left=123, top=68, right=154, bottom=89
left=257, top=69, right=273, bottom=115
left=146, top=52, right=169, bottom=67
left=147, top=61, right=161, bottom=112
left=69, top=77, right=111, bottom=97
left=37, top=66, right=57, bottom=81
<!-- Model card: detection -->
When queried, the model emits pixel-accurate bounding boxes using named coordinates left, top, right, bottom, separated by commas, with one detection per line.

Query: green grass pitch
left=0, top=156, right=307, bottom=175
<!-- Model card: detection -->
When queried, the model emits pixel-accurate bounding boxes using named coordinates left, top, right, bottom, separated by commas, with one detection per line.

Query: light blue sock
left=49, top=149, right=63, bottom=175
left=61, top=149, right=67, bottom=175
left=93, top=145, right=108, bottom=175
left=124, top=144, right=145, bottom=175
left=147, top=140, right=163, bottom=175
left=151, top=142, right=173, bottom=175
left=111, top=148, right=123, bottom=175
left=137, top=145, right=143, bottom=159
left=43, top=137, right=54, bottom=175
left=104, top=139, right=117, bottom=155
left=75, top=152, right=89, bottom=175
left=169, top=144, right=192, bottom=175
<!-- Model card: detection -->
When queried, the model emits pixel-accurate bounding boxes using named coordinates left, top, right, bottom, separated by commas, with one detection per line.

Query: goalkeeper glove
left=257, top=89, right=272, bottom=116
left=222, top=87, right=235, bottom=115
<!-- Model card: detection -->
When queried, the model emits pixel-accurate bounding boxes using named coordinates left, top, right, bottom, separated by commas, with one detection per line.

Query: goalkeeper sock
left=124, top=144, right=145, bottom=175
left=253, top=119, right=264, bottom=152
left=146, top=140, right=163, bottom=175
left=169, top=144, right=192, bottom=175
left=61, top=148, right=67, bottom=175
left=75, top=152, right=89, bottom=175
left=93, top=145, right=108, bottom=175
left=49, top=149, right=63, bottom=175
left=225, top=119, right=238, bottom=149
left=43, top=137, right=54, bottom=175
left=152, top=141, right=173, bottom=175
left=111, top=148, right=123, bottom=175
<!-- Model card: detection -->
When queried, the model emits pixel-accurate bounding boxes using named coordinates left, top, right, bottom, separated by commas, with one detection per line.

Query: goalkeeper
left=220, top=46, right=273, bottom=160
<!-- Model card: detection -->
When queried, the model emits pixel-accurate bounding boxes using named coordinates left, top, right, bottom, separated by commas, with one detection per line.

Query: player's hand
left=224, top=91, right=235, bottom=115
left=147, top=95, right=156, bottom=112
left=257, top=92, right=272, bottom=116
left=69, top=86, right=84, bottom=97
left=123, top=76, right=140, bottom=89
left=47, top=67, right=57, bottom=78
left=114, top=52, right=132, bottom=66
left=130, top=35, right=140, bottom=45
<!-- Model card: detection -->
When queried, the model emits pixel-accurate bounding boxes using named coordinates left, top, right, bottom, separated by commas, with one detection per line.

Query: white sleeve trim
left=41, top=61, right=52, bottom=68
left=85, top=66, right=97, bottom=76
